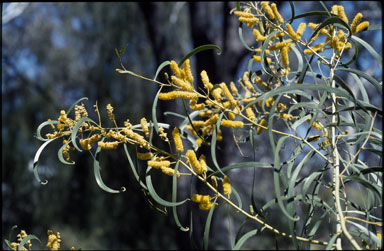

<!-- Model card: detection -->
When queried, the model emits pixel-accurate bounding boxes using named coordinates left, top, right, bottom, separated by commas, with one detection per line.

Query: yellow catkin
left=296, top=23, right=306, bottom=40
left=253, top=55, right=272, bottom=64
left=331, top=5, right=339, bottom=15
left=355, top=21, right=369, bottom=33
left=196, top=137, right=203, bottom=147
left=253, top=28, right=267, bottom=42
left=351, top=13, right=363, bottom=33
left=170, top=60, right=183, bottom=79
left=211, top=175, right=218, bottom=188
left=242, top=97, right=256, bottom=104
left=200, top=70, right=213, bottom=91
left=122, top=128, right=150, bottom=149
left=243, top=71, right=255, bottom=92
left=265, top=97, right=275, bottom=107
left=337, top=5, right=348, bottom=24
left=158, top=91, right=198, bottom=100
left=171, top=75, right=194, bottom=92
left=271, top=3, right=284, bottom=24
left=192, top=194, right=203, bottom=202
left=199, top=154, right=208, bottom=173
left=183, top=59, right=194, bottom=83
left=307, top=119, right=323, bottom=130
left=186, top=150, right=205, bottom=174
left=204, top=114, right=219, bottom=126
left=286, top=23, right=298, bottom=40
left=140, top=117, right=150, bottom=138
left=160, top=166, right=180, bottom=178
left=280, top=113, right=294, bottom=121
left=106, top=104, right=115, bottom=121
left=260, top=1, right=275, bottom=19
left=172, top=127, right=184, bottom=152
left=223, top=176, right=232, bottom=196
left=190, top=99, right=206, bottom=111
left=246, top=107, right=256, bottom=121
left=308, top=23, right=328, bottom=35
left=211, top=88, right=223, bottom=102
left=304, top=43, right=325, bottom=54
left=268, top=40, right=289, bottom=50
left=229, top=81, right=238, bottom=96
left=277, top=103, right=287, bottom=111
left=239, top=17, right=259, bottom=28
left=280, top=46, right=289, bottom=67
left=257, top=118, right=267, bottom=134
left=221, top=120, right=244, bottom=128
left=98, top=141, right=119, bottom=149
left=80, top=134, right=101, bottom=151
left=137, top=152, right=153, bottom=160
left=47, top=230, right=61, bottom=251
left=147, top=160, right=171, bottom=169
left=220, top=82, right=236, bottom=107
left=234, top=10, right=254, bottom=18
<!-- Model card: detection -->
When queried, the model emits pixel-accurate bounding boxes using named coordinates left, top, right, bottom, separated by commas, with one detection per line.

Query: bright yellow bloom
left=239, top=17, right=259, bottom=28
left=106, top=104, right=115, bottom=121
left=171, top=75, right=194, bottom=92
left=221, top=120, right=244, bottom=128
left=304, top=43, right=325, bottom=54
left=183, top=59, right=194, bottom=83
left=147, top=160, right=171, bottom=169
left=172, top=127, right=184, bottom=152
left=277, top=103, right=287, bottom=111
left=192, top=194, right=216, bottom=210
left=47, top=230, right=61, bottom=251
left=204, top=114, right=219, bottom=126
left=351, top=13, right=363, bottom=33
left=286, top=23, right=298, bottom=40
left=265, top=97, right=275, bottom=107
left=280, top=113, right=294, bottom=121
left=199, top=154, right=208, bottom=173
left=80, top=134, right=102, bottom=151
left=230, top=81, right=238, bottom=96
left=223, top=176, right=232, bottom=197
left=158, top=91, right=198, bottom=100
left=140, top=117, right=150, bottom=138
left=220, top=82, right=236, bottom=107
left=280, top=45, right=289, bottom=67
left=243, top=71, right=255, bottom=92
left=260, top=1, right=275, bottom=19
left=246, top=107, right=256, bottom=121
left=186, top=150, right=205, bottom=174
left=137, top=152, right=153, bottom=160
left=170, top=60, right=184, bottom=79
left=200, top=70, right=213, bottom=91
left=296, top=23, right=306, bottom=40
left=257, top=118, right=267, bottom=135
left=337, top=5, right=348, bottom=24
left=253, top=28, right=267, bottom=42
left=97, top=141, right=119, bottom=149
left=307, top=119, right=323, bottom=130
left=271, top=3, right=284, bottom=24
left=122, top=128, right=150, bottom=149
left=160, top=166, right=180, bottom=178
left=355, top=21, right=369, bottom=33
left=234, top=10, right=254, bottom=18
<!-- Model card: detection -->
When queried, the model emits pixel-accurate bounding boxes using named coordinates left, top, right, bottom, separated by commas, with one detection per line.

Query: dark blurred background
left=2, top=2, right=382, bottom=250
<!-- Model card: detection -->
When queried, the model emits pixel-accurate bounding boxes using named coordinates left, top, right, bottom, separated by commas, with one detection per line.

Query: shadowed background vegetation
left=2, top=2, right=382, bottom=249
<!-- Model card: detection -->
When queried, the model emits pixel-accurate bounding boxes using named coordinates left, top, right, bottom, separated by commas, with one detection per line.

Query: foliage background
left=2, top=2, right=382, bottom=249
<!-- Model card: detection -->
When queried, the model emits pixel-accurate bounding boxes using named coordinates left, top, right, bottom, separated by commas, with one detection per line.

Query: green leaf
left=302, top=171, right=323, bottom=196
left=342, top=175, right=382, bottom=199
left=211, top=112, right=225, bottom=176
left=18, top=234, right=43, bottom=251
left=231, top=186, right=243, bottom=209
left=233, top=228, right=259, bottom=250
left=335, top=68, right=382, bottom=94
left=172, top=161, right=189, bottom=232
left=145, top=167, right=189, bottom=207
left=179, top=44, right=222, bottom=67
left=288, top=2, right=295, bottom=24
left=36, top=120, right=61, bottom=141
left=33, top=138, right=57, bottom=184
left=325, top=232, right=339, bottom=250
left=203, top=196, right=218, bottom=250
left=66, top=97, right=89, bottom=115
left=92, top=139, right=125, bottom=193
left=212, top=161, right=273, bottom=175
left=154, top=60, right=171, bottom=81
left=238, top=24, right=254, bottom=52
left=57, top=140, right=75, bottom=165
left=288, top=11, right=335, bottom=22
left=152, top=86, right=163, bottom=134
left=124, top=144, right=147, bottom=190
left=261, top=30, right=281, bottom=79
left=348, top=221, right=382, bottom=249
left=70, top=117, right=98, bottom=152
left=309, top=16, right=351, bottom=41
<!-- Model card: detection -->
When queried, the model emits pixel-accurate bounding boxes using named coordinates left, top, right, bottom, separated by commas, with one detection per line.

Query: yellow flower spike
left=200, top=70, right=213, bottom=91
left=192, top=194, right=203, bottom=203
left=158, top=127, right=168, bottom=141
left=304, top=43, right=325, bottom=54
left=253, top=55, right=272, bottom=64
left=277, top=103, right=287, bottom=111
left=170, top=60, right=183, bottom=79
left=204, top=114, right=219, bottom=126
left=160, top=166, right=181, bottom=178
left=239, top=17, right=259, bottom=28
left=351, top=13, right=363, bottom=33
left=337, top=5, right=348, bottom=24
left=172, top=127, right=184, bottom=152
left=253, top=28, right=267, bottom=42
left=106, top=104, right=115, bottom=121
left=122, top=128, right=150, bottom=149
left=171, top=75, right=194, bottom=92
left=296, top=23, right=306, bottom=40
left=242, top=97, right=256, bottom=104
left=221, top=120, right=244, bottom=128
left=230, top=81, right=238, bottom=96
left=355, top=21, right=369, bottom=33
left=307, top=119, right=323, bottom=130
left=323, top=139, right=331, bottom=146
left=280, top=113, right=294, bottom=121
left=243, top=71, right=255, bottom=92
left=183, top=59, right=194, bottom=83
left=47, top=230, right=61, bottom=251
left=220, top=82, right=236, bottom=107
left=196, top=137, right=203, bottom=147
left=265, top=97, right=275, bottom=107
left=257, top=118, right=267, bottom=135
left=140, top=117, right=150, bottom=138
left=137, top=152, right=153, bottom=160
left=280, top=45, right=290, bottom=67
left=260, top=1, right=275, bottom=19
left=271, top=3, right=284, bottom=24
left=211, top=87, right=223, bottom=102
left=246, top=107, right=256, bottom=122
left=286, top=23, right=298, bottom=40
left=147, top=160, right=171, bottom=169
left=223, top=176, right=232, bottom=197
left=98, top=141, right=119, bottom=149
left=331, top=5, right=339, bottom=15
left=268, top=40, right=289, bottom=50
left=199, top=110, right=213, bottom=117
left=158, top=91, right=198, bottom=100
left=199, top=155, right=207, bottom=173
left=186, top=149, right=205, bottom=174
